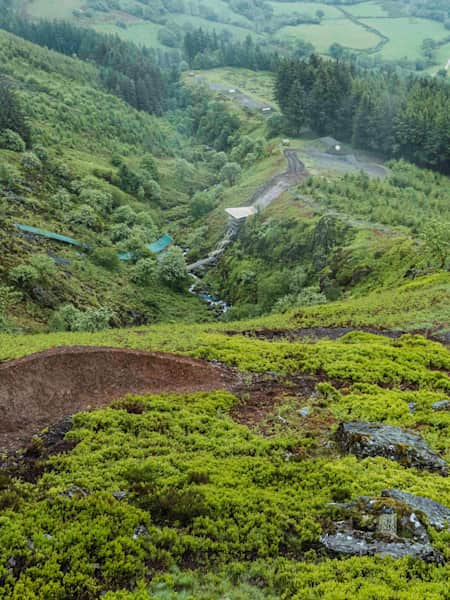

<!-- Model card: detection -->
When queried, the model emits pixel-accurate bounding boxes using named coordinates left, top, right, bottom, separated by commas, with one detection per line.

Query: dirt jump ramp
left=0, top=346, right=237, bottom=450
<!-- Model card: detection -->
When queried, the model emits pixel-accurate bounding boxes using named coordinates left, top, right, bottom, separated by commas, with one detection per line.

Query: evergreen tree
left=0, top=80, right=31, bottom=145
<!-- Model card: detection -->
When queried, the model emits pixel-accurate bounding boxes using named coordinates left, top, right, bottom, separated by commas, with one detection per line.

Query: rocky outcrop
left=336, top=422, right=448, bottom=475
left=382, top=489, right=450, bottom=530
left=321, top=495, right=444, bottom=564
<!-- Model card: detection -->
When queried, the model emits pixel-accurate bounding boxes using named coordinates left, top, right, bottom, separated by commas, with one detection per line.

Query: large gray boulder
left=336, top=422, right=448, bottom=475
left=382, top=489, right=450, bottom=530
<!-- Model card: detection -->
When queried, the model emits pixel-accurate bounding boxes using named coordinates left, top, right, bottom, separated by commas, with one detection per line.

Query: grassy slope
left=0, top=29, right=213, bottom=330
left=0, top=271, right=448, bottom=361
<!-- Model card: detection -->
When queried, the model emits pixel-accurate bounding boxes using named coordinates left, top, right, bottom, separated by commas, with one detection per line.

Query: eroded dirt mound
left=0, top=346, right=238, bottom=450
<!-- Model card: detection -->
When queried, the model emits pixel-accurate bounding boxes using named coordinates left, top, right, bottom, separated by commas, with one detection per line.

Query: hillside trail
left=187, top=149, right=307, bottom=273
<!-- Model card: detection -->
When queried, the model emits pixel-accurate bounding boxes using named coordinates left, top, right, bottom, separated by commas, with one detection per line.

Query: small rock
left=133, top=525, right=150, bottom=540
left=336, top=422, right=448, bottom=475
left=298, top=406, right=311, bottom=418
left=408, top=402, right=416, bottom=414
left=432, top=400, right=450, bottom=412
left=382, top=489, right=450, bottom=531
left=321, top=495, right=444, bottom=564
left=64, top=486, right=89, bottom=499
left=112, top=491, right=128, bottom=501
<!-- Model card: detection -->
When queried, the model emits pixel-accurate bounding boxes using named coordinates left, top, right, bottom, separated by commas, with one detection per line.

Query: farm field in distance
left=17, top=0, right=450, bottom=70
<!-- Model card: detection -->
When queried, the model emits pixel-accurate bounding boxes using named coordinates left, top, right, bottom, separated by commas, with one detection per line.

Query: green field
left=277, top=19, right=380, bottom=52
left=364, top=17, right=449, bottom=60
left=268, top=1, right=343, bottom=18
left=345, top=1, right=389, bottom=18
left=26, top=0, right=81, bottom=18
left=18, top=0, right=450, bottom=66
left=188, top=68, right=277, bottom=107
left=94, top=21, right=164, bottom=48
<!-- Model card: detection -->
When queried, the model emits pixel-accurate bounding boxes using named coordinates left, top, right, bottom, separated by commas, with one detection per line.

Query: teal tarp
left=16, top=224, right=173, bottom=261
left=15, top=224, right=84, bottom=247
left=148, top=233, right=173, bottom=253
left=118, top=234, right=173, bottom=261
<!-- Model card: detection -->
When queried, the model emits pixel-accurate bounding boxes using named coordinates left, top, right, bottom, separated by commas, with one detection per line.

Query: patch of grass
left=26, top=0, right=81, bottom=19
left=277, top=19, right=380, bottom=52
left=268, top=1, right=342, bottom=19
left=187, top=68, right=277, bottom=109
left=364, top=17, right=449, bottom=60
left=345, top=1, right=390, bottom=18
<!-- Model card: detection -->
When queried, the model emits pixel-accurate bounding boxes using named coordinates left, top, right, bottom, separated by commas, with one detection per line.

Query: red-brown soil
left=0, top=346, right=238, bottom=450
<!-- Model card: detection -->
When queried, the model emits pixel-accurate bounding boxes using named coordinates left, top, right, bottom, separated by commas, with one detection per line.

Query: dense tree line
left=0, top=12, right=167, bottom=115
left=275, top=56, right=450, bottom=174
left=0, top=78, right=31, bottom=146
left=184, top=29, right=277, bottom=71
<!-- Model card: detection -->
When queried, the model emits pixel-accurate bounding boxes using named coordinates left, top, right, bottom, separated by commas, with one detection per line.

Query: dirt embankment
left=0, top=346, right=238, bottom=450
left=228, top=327, right=450, bottom=345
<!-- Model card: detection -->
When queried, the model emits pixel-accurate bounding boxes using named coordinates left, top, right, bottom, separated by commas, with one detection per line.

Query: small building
left=225, top=207, right=257, bottom=233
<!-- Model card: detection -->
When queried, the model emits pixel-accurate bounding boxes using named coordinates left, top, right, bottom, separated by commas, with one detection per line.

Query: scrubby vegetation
left=0, top=323, right=450, bottom=597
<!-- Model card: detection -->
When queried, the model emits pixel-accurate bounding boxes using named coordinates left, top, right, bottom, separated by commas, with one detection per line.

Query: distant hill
left=11, top=0, right=450, bottom=71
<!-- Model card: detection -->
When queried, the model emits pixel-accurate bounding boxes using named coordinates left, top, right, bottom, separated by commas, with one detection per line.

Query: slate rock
left=112, top=491, right=128, bottom=501
left=63, top=486, right=89, bottom=499
left=382, top=489, right=450, bottom=530
left=432, top=400, right=450, bottom=412
left=133, top=525, right=150, bottom=540
left=321, top=531, right=443, bottom=563
left=336, top=421, right=448, bottom=475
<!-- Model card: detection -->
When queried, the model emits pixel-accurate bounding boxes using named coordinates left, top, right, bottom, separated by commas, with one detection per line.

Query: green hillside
left=0, top=28, right=285, bottom=332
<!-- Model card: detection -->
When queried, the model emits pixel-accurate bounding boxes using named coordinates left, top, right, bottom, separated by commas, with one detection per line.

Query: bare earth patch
left=0, top=346, right=238, bottom=450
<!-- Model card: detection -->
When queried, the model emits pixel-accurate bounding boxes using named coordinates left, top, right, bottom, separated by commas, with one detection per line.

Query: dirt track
left=0, top=346, right=238, bottom=450
left=187, top=150, right=307, bottom=273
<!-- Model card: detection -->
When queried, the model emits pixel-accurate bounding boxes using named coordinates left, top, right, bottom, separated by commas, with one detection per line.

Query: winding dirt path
left=187, top=149, right=307, bottom=273
left=0, top=346, right=239, bottom=450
